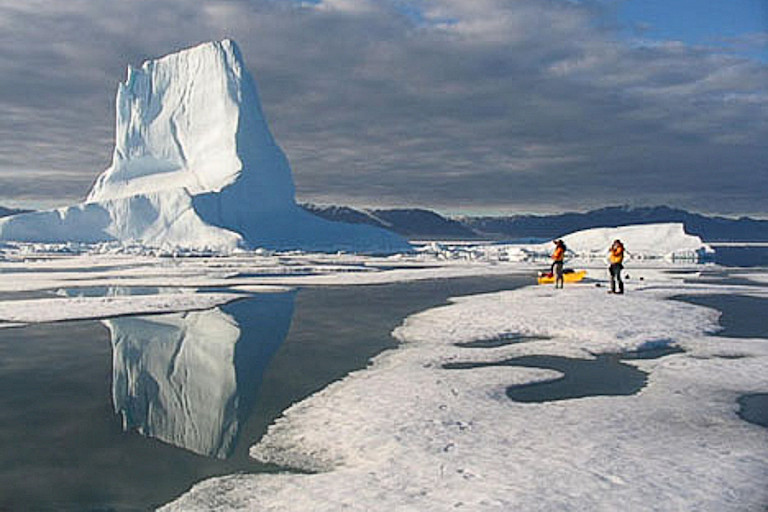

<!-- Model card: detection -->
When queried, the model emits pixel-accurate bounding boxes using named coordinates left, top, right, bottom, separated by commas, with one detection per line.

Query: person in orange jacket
left=551, top=239, right=566, bottom=289
left=608, top=239, right=625, bottom=294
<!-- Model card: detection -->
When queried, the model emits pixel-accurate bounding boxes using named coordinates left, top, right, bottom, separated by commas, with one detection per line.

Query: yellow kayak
left=537, top=269, right=587, bottom=285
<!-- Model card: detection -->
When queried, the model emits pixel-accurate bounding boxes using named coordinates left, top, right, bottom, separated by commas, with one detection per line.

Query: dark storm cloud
left=0, top=0, right=766, bottom=215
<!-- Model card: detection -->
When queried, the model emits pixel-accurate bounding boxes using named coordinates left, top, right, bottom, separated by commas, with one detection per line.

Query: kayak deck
left=537, top=269, right=587, bottom=284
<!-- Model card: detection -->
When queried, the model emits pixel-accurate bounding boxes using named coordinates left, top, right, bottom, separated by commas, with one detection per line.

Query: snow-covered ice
left=0, top=291, right=240, bottom=327
left=552, top=222, right=713, bottom=261
left=158, top=260, right=768, bottom=511
left=0, top=238, right=766, bottom=509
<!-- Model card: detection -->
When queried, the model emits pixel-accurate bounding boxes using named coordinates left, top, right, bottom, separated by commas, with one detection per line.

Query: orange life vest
left=610, top=244, right=624, bottom=264
left=552, top=245, right=565, bottom=262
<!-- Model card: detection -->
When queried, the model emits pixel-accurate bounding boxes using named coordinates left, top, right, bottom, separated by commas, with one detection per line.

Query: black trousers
left=609, top=263, right=624, bottom=293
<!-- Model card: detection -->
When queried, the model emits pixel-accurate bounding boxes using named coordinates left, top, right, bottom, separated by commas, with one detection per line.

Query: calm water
left=712, top=246, right=768, bottom=267
left=0, top=275, right=528, bottom=511
left=738, top=394, right=768, bottom=428
left=674, top=291, right=768, bottom=431
left=444, top=347, right=683, bottom=402
left=674, top=294, right=768, bottom=339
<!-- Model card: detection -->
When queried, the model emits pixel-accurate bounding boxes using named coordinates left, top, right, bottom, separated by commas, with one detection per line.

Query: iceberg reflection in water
left=103, top=290, right=295, bottom=458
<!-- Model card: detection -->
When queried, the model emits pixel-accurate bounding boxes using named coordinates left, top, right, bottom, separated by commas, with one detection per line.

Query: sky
left=0, top=0, right=766, bottom=217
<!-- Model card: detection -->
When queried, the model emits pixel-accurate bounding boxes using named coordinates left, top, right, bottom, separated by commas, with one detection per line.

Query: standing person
left=551, top=239, right=566, bottom=289
left=608, top=239, right=625, bottom=294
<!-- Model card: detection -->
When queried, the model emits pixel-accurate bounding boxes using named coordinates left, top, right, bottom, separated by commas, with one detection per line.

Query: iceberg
left=552, top=222, right=714, bottom=261
left=0, top=40, right=409, bottom=254
left=415, top=223, right=714, bottom=263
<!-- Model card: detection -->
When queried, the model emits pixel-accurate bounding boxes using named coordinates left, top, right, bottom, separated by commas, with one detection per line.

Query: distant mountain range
left=301, top=204, right=477, bottom=239
left=462, top=206, right=768, bottom=242
left=0, top=206, right=29, bottom=218
left=303, top=204, right=768, bottom=242
left=3, top=203, right=767, bottom=243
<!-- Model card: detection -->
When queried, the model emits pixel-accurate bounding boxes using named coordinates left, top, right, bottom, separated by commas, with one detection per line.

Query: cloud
left=0, top=0, right=766, bottom=215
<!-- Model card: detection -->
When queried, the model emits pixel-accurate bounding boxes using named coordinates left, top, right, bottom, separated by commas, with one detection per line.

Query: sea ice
left=0, top=237, right=764, bottom=509
left=0, top=291, right=241, bottom=327
left=163, top=270, right=768, bottom=511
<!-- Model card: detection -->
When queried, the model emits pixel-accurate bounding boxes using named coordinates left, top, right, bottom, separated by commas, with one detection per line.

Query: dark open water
left=673, top=292, right=768, bottom=430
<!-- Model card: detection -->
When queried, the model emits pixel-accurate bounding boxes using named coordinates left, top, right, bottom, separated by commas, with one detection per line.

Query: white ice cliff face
left=0, top=40, right=409, bottom=253
left=88, top=39, right=293, bottom=208
left=417, top=223, right=714, bottom=263
left=555, top=223, right=714, bottom=261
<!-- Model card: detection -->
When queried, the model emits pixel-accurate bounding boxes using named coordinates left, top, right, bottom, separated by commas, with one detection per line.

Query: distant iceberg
left=417, top=223, right=714, bottom=262
left=551, top=222, right=714, bottom=261
left=0, top=40, right=409, bottom=254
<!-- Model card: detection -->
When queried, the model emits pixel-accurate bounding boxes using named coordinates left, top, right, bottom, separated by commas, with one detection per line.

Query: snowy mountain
left=0, top=40, right=409, bottom=254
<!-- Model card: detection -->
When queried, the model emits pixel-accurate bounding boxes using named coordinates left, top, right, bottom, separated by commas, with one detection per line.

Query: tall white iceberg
left=0, top=40, right=409, bottom=253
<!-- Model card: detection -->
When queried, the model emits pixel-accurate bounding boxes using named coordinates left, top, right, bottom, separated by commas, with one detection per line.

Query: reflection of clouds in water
left=104, top=291, right=295, bottom=458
